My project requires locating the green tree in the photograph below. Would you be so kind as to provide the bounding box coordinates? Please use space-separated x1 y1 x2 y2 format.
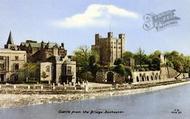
113 58 126 76
73 46 100 81
134 48 149 71
165 51 185 73
88 55 100 80
148 50 161 70
18 63 40 83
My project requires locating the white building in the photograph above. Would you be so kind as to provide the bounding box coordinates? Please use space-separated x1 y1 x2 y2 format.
0 49 27 82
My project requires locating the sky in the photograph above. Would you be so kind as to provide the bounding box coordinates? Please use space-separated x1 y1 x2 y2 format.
0 0 190 55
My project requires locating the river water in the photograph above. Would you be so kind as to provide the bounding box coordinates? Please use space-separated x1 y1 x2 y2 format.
0 83 190 119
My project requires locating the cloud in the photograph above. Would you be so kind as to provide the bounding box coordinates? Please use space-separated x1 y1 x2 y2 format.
54 4 139 28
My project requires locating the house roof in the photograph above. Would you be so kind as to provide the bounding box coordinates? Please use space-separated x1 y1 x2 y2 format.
21 41 60 48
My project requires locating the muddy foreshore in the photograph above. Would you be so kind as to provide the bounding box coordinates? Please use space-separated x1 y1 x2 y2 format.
0 81 190 108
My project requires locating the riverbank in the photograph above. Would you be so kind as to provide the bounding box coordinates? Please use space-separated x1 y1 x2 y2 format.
0 80 190 108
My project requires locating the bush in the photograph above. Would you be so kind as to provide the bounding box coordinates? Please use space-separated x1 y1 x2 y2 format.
114 73 125 84
80 72 94 82
96 71 106 83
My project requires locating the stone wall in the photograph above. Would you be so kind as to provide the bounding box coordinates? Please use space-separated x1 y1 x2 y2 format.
132 71 161 84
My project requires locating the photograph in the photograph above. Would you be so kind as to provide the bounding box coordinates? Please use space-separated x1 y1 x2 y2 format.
0 0 190 119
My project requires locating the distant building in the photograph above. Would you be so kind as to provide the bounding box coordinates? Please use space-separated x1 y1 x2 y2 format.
4 31 18 50
41 56 76 84
4 31 67 62
0 49 27 82
3 31 76 84
19 40 67 62
92 32 125 65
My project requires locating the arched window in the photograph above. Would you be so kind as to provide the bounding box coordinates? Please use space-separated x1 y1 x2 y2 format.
155 75 157 80
159 75 161 80
147 76 149 81
151 76 154 80
136 76 139 82
142 76 144 81
14 64 19 71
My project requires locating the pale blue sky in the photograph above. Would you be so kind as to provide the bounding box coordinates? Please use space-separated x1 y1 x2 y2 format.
0 0 190 55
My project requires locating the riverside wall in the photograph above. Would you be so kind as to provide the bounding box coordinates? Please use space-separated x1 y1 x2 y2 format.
0 79 189 108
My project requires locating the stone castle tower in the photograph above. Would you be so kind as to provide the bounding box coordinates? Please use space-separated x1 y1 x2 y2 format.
92 32 125 65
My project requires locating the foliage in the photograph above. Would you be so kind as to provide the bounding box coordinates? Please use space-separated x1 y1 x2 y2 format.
133 48 149 70
123 51 135 69
88 55 100 79
165 51 190 73
73 46 100 81
123 49 161 71
113 58 126 76
95 71 106 83
18 63 40 83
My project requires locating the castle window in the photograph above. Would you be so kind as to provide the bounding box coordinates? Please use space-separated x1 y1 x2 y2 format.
147 76 149 81
136 76 139 82
151 76 154 80
67 66 72 74
142 77 144 81
155 75 157 80
14 64 19 71
15 56 19 60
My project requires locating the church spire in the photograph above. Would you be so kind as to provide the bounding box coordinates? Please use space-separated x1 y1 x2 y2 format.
4 31 17 50
6 31 14 45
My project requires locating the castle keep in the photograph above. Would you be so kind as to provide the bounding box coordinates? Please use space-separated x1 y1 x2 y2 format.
92 32 125 65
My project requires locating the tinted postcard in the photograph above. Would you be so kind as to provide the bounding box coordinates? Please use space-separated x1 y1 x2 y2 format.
0 0 189 119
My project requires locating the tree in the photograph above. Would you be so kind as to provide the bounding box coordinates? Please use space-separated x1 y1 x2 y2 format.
165 51 184 73
18 63 40 83
149 50 161 70
134 48 149 70
73 46 100 81
113 58 126 76
123 51 134 59
88 55 100 80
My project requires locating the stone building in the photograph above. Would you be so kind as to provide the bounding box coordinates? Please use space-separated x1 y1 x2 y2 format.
4 32 67 63
19 40 67 62
4 31 18 50
40 56 76 84
55 56 76 84
132 71 161 84
0 49 27 82
92 32 125 65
